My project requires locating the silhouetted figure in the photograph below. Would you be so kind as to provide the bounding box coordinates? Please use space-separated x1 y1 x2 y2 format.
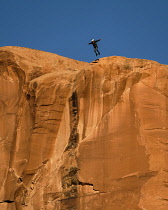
88 39 102 56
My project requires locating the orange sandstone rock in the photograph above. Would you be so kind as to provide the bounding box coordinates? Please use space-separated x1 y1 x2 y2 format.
0 46 168 210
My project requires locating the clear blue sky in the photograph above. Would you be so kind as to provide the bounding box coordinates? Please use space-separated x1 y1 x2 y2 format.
1 0 168 64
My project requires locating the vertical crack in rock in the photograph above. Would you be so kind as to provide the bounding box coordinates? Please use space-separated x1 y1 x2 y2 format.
65 92 79 152
60 90 99 209
61 91 80 209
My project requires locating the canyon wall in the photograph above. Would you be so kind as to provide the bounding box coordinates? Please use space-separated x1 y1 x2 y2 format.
0 46 168 210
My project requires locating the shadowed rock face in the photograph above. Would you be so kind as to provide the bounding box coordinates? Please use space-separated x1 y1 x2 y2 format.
0 46 168 210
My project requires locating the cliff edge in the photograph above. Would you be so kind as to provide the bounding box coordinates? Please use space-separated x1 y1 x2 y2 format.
0 46 168 210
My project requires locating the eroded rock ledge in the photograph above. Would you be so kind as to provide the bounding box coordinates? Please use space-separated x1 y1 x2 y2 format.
0 46 168 210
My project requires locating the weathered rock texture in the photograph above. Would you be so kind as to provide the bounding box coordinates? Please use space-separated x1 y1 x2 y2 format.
0 46 168 210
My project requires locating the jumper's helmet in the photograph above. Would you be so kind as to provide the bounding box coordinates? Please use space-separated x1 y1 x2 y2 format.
91 39 95 41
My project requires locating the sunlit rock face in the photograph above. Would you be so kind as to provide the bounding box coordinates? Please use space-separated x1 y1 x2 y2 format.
0 46 168 210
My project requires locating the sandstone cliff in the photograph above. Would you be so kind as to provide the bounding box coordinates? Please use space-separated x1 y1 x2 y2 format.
0 46 168 210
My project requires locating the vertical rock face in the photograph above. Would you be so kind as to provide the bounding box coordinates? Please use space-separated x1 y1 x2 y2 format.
0 46 168 210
